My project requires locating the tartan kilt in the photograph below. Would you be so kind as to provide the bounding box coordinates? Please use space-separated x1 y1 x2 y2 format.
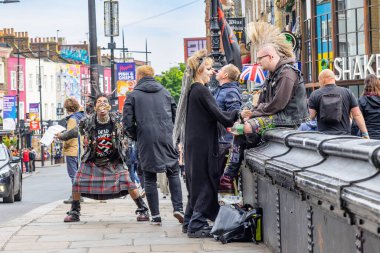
73 162 137 200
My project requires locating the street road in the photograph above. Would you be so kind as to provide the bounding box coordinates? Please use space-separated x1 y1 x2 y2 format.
0 164 71 224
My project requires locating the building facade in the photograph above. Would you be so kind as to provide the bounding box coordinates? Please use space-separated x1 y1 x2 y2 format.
301 0 380 97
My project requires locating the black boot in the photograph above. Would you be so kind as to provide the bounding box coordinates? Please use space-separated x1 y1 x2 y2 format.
133 197 149 221
64 200 81 222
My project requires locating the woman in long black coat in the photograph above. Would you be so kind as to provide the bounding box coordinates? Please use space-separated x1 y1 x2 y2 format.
173 50 239 238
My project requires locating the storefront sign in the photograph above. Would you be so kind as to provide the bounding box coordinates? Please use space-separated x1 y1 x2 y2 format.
184 37 207 62
227 18 246 44
334 54 380 81
116 63 136 112
30 120 40 131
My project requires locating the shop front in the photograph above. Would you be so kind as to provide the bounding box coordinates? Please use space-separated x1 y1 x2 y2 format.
301 0 380 97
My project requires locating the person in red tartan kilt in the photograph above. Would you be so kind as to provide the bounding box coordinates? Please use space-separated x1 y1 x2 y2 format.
64 94 149 222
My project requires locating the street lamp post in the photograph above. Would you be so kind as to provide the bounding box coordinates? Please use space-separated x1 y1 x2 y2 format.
88 0 99 97
210 0 224 69
209 0 225 90
37 45 44 167
16 39 21 152
13 39 24 154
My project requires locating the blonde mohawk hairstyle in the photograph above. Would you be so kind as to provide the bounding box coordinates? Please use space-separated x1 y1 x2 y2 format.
248 22 294 59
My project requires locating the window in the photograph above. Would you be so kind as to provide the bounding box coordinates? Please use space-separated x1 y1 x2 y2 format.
99 75 104 93
56 75 61 91
303 0 313 83
50 75 54 91
19 102 25 120
369 0 380 53
44 103 48 119
19 71 24 91
43 75 47 89
10 71 16 90
335 0 365 57
315 1 333 75
51 103 54 120
104 77 109 94
0 62 4 84
28 74 34 91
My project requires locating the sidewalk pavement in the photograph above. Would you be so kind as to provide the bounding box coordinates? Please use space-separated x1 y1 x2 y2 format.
0 196 271 253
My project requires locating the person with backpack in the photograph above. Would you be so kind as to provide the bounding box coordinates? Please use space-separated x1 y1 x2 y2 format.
28 147 36 172
55 97 85 203
308 69 369 137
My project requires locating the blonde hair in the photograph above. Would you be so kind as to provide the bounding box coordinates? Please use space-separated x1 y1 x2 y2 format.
173 49 212 146
187 49 213 79
248 22 294 59
136 65 155 78
223 64 241 81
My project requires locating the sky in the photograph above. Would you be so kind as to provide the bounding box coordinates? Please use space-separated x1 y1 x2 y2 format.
0 0 206 73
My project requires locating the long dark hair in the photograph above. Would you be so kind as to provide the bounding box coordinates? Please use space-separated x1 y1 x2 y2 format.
363 74 380 96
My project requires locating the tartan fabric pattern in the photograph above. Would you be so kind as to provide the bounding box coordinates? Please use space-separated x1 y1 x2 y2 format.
73 162 137 200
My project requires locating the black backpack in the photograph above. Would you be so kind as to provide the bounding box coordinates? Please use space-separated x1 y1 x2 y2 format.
29 151 35 160
319 91 343 124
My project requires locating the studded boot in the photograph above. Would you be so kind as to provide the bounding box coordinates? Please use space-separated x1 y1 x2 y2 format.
134 197 149 221
64 200 81 222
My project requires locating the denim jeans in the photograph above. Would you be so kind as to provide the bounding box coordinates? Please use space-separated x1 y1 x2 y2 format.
24 161 29 173
66 156 79 184
128 163 140 184
144 163 183 216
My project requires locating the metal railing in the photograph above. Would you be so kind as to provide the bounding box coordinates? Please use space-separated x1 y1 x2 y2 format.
242 128 380 253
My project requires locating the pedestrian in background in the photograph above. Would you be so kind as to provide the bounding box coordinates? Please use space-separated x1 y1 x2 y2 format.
28 147 37 172
22 148 30 173
123 65 184 226
173 49 239 238
357 74 380 139
55 97 84 204
308 69 369 138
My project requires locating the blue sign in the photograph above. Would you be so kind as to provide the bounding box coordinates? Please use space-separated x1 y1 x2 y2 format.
3 95 16 130
3 96 16 119
117 63 136 81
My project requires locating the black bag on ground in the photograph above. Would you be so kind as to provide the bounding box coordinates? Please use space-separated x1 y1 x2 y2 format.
211 204 262 244
319 93 343 123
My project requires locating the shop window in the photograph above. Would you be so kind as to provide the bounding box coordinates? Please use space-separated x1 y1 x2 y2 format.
369 0 380 53
315 1 333 75
335 0 365 58
303 0 312 83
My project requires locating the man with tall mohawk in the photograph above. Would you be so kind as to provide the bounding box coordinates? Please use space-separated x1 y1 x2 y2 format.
220 22 309 189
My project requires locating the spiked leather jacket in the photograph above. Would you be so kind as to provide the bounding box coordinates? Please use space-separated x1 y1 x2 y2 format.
79 111 129 165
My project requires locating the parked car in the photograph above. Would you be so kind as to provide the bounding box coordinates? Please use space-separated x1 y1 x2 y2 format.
0 143 22 203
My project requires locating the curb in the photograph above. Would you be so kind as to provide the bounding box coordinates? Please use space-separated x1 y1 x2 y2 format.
0 200 62 250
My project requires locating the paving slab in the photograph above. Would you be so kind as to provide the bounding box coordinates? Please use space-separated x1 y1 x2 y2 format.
0 196 272 253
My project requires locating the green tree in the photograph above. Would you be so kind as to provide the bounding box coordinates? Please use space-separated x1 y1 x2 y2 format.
155 63 185 103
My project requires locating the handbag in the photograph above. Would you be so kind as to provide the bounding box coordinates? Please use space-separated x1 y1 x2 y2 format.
211 204 262 244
